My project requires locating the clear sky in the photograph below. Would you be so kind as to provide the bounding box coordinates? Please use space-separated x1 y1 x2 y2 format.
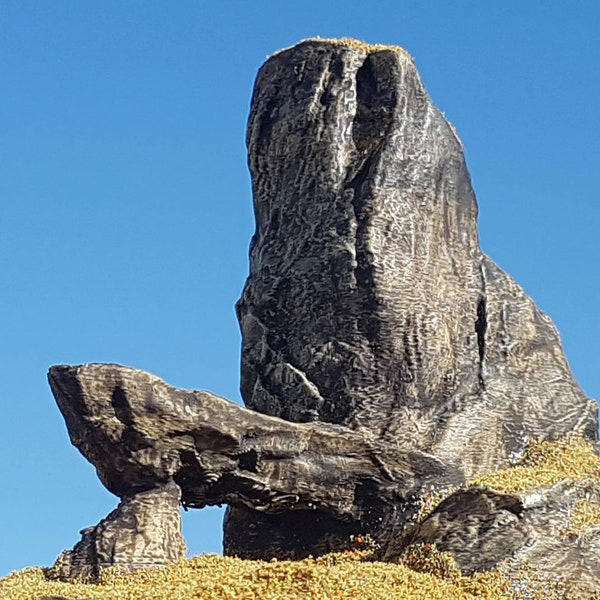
2 0 599 578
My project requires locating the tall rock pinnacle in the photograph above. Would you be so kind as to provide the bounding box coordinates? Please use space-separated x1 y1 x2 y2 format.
228 37 597 555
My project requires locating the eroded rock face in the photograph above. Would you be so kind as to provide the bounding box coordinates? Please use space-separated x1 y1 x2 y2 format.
228 38 598 555
381 480 600 596
45 482 185 581
47 362 458 568
46 38 599 588
48 363 457 515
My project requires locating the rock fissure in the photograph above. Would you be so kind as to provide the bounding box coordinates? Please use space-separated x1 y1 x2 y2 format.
475 297 487 388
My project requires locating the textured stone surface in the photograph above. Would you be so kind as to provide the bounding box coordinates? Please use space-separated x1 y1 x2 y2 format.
228 37 598 556
46 38 599 587
45 482 185 581
48 363 455 532
381 480 600 595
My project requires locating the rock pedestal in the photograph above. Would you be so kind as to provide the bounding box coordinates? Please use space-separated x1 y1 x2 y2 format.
46 483 185 581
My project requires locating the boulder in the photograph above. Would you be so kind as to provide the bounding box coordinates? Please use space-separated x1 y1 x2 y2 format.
382 478 600 597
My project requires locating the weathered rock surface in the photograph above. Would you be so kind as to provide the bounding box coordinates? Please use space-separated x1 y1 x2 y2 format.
46 367 600 592
228 37 598 556
45 482 184 581
45 38 600 593
381 479 600 596
48 362 458 568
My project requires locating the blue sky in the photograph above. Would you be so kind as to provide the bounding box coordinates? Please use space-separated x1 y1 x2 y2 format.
2 1 599 577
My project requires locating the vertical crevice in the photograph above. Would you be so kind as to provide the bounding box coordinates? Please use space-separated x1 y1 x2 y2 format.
344 51 397 345
475 297 487 388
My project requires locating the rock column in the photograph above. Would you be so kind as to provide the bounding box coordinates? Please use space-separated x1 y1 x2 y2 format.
228 38 597 557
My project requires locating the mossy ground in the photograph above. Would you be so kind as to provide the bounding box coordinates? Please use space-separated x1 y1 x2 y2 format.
0 551 510 600
2 437 599 600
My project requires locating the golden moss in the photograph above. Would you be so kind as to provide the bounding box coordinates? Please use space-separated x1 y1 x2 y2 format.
416 436 600 524
305 37 410 56
397 543 462 581
570 499 600 535
270 37 411 60
0 551 513 600
473 436 600 494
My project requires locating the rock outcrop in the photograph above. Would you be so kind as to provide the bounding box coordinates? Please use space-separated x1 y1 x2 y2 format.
228 36 598 557
46 38 599 594
47 361 458 573
380 463 600 598
47 364 600 593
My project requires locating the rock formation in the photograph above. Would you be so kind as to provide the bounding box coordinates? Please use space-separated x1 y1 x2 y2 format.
47 361 458 578
46 482 184 581
46 38 599 594
387 479 600 596
228 36 598 556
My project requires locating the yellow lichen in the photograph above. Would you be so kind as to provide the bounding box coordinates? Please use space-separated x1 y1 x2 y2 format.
473 436 600 494
304 36 410 57
397 543 462 581
0 552 511 600
570 499 600 535
271 37 411 60
416 436 600 524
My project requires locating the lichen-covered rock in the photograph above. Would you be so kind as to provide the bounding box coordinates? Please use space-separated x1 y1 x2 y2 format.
228 37 598 556
377 436 600 595
383 480 600 597
391 486 528 572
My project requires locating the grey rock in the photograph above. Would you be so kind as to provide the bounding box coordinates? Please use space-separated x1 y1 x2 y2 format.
45 482 185 581
228 37 598 556
380 486 527 572
45 38 600 588
384 480 600 596
48 362 459 566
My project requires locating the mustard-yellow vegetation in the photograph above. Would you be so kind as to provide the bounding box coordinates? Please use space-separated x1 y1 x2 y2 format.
418 435 600 522
271 37 411 59
472 435 600 493
305 37 410 56
0 551 511 600
2 437 599 600
570 499 600 536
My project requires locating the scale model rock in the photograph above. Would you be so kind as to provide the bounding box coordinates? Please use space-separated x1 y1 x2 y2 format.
45 39 599 593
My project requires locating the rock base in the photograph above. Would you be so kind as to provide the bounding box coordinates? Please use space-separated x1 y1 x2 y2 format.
45 482 185 581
